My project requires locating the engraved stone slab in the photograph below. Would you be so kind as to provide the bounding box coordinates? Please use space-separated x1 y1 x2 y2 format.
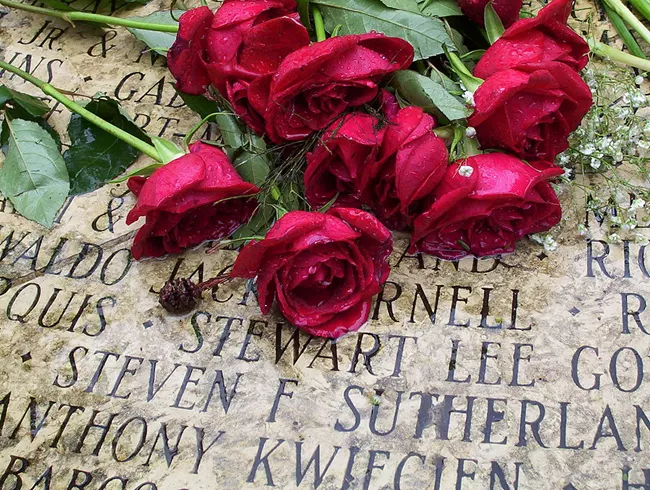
1 3 650 489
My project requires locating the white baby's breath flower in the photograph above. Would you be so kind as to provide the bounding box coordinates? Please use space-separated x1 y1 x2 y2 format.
631 198 646 210
577 223 588 236
590 157 601 169
562 167 573 179
559 153 570 165
543 235 558 252
635 75 645 86
581 143 596 155
458 165 474 177
608 233 621 243
621 218 638 232
631 92 647 108
609 215 623 225
465 126 476 138
529 234 544 245
635 233 649 245
462 91 475 106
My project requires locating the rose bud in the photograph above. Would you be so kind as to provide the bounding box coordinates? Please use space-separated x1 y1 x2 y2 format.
457 0 523 27
411 153 563 260
248 33 414 143
304 113 385 209
361 106 449 231
469 62 592 162
126 142 259 260
473 0 589 79
230 208 392 338
167 1 309 132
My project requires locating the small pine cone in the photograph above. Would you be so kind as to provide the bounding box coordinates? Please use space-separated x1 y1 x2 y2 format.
159 278 202 314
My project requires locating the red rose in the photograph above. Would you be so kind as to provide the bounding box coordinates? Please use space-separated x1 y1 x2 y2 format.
361 106 448 230
126 142 258 260
304 113 385 209
231 208 392 338
469 62 592 161
411 154 563 259
474 0 589 79
167 2 309 131
248 33 414 143
167 7 213 95
457 0 523 27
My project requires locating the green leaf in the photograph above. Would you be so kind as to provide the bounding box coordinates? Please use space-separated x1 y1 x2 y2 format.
280 181 303 211
151 136 184 163
429 66 463 94
176 91 245 149
0 87 61 154
380 0 421 13
460 49 487 62
231 203 275 240
297 0 312 31
234 132 270 186
176 91 220 118
234 150 270 187
484 2 505 44
215 114 244 150
0 85 50 117
312 0 455 60
39 0 75 11
126 10 183 55
417 0 462 16
0 119 69 228
393 70 470 121
63 96 151 195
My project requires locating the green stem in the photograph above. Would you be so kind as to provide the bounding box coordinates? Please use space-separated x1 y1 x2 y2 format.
312 6 326 42
445 50 483 93
0 60 162 162
628 0 650 23
602 0 650 46
589 39 650 71
602 2 647 59
0 0 179 32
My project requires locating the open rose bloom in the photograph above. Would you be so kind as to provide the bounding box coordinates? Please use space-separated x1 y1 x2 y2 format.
411 154 564 259
122 0 594 337
231 208 392 338
126 143 258 260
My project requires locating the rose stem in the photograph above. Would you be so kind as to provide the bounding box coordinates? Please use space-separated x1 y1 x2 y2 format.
602 3 647 59
602 0 650 47
312 6 327 42
589 39 650 71
0 0 179 32
627 0 650 24
196 274 231 291
0 60 163 162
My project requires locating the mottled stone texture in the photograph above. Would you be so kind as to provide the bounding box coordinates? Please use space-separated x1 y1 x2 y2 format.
1 2 650 489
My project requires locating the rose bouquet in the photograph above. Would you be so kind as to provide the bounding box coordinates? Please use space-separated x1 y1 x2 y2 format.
0 0 616 338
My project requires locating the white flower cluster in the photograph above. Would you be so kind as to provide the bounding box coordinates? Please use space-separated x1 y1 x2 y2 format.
529 233 559 252
581 194 649 242
557 69 650 181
